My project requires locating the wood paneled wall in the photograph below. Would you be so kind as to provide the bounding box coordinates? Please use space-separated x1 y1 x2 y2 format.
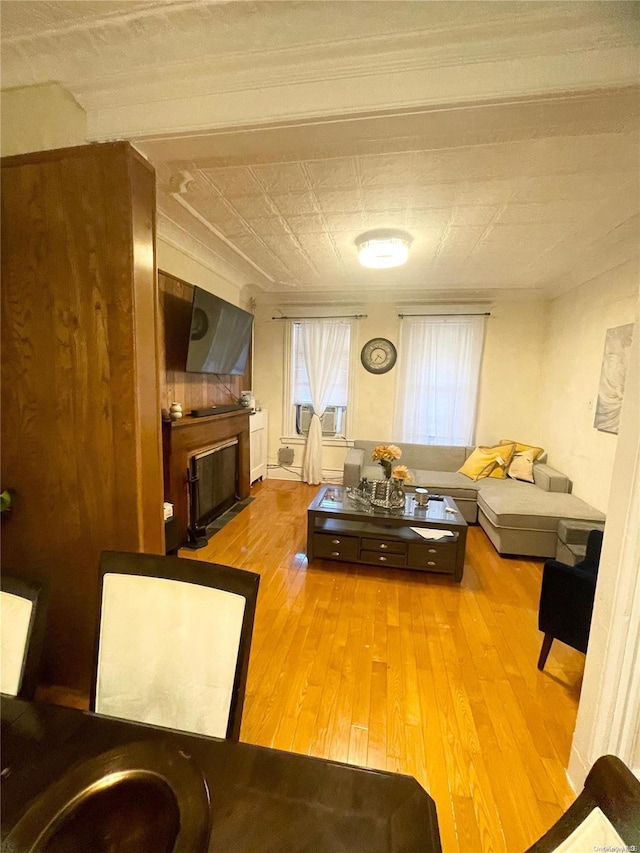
158 271 250 416
1 142 164 692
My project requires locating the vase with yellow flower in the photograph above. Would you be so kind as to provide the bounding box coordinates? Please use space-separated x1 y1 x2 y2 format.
370 445 409 509
372 444 402 480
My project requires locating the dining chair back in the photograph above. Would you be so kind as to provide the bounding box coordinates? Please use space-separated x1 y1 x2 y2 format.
525 754 640 851
91 551 259 741
0 574 49 699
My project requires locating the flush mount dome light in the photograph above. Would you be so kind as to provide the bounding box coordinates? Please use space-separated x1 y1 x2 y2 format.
355 229 412 269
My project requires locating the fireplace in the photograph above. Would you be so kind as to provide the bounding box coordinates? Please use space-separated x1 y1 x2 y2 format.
188 439 239 535
162 409 250 551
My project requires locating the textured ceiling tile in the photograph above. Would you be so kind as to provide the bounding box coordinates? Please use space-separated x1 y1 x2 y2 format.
497 201 584 224
361 212 410 230
180 192 236 223
408 185 458 207
242 217 290 238
251 163 307 193
360 186 410 210
316 190 363 214
304 158 358 189
358 152 417 186
270 192 319 216
229 195 278 219
512 174 624 203
199 167 262 197
322 212 367 232
454 180 515 205
404 209 449 228
450 206 498 226
285 214 328 234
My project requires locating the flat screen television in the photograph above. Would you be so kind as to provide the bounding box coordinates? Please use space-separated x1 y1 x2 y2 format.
186 287 253 376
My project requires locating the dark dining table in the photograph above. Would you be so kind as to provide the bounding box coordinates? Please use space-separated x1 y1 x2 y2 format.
1 697 442 852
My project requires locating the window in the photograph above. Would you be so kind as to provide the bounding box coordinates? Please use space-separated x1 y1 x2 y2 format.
393 315 486 445
285 319 352 439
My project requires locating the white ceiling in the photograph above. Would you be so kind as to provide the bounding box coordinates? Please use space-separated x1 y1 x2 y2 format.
2 1 639 305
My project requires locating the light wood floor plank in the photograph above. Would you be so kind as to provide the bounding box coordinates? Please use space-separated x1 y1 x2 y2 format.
41 480 582 852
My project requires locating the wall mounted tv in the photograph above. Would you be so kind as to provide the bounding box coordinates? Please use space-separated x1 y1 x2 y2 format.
186 287 253 376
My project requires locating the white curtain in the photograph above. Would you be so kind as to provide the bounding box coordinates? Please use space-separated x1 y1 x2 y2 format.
295 320 350 484
393 316 486 446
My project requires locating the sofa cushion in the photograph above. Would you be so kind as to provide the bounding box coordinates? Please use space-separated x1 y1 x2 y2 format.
354 441 468 472
558 518 606 545
533 463 571 493
477 480 605 531
410 469 480 499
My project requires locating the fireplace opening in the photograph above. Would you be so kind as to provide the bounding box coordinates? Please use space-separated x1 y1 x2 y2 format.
188 439 239 536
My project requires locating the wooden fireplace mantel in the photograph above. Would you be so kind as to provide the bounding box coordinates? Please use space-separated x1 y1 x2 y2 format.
162 410 251 548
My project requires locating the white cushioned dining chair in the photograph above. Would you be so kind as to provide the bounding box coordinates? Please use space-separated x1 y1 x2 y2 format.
0 574 49 699
90 551 260 741
525 754 640 851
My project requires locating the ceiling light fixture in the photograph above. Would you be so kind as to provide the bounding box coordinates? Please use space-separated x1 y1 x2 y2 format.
355 229 413 269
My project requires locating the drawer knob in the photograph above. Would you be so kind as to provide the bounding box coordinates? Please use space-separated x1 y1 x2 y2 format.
379 556 387 562
427 561 436 566
379 543 388 550
428 548 437 554
331 551 340 557
331 539 341 544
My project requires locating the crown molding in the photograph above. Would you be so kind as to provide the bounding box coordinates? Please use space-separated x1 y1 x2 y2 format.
87 41 639 140
156 211 254 292
251 286 550 307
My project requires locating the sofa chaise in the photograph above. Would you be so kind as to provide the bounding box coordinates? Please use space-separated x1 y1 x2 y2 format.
343 441 605 559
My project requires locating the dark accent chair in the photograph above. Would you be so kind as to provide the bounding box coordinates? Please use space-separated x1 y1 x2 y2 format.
0 574 49 699
90 551 260 741
525 754 640 851
537 529 603 670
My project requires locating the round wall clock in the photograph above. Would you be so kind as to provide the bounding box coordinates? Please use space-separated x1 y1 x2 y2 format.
360 338 397 374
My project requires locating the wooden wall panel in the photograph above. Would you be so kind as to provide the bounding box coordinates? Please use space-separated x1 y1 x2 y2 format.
1 142 163 692
158 271 250 417
130 153 164 552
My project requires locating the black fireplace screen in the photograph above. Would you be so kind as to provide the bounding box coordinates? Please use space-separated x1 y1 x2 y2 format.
189 439 239 534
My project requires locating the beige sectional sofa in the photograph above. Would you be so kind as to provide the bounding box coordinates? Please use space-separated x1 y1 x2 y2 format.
343 440 605 559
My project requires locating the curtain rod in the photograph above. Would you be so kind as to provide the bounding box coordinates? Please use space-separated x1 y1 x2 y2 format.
398 312 491 318
272 314 367 320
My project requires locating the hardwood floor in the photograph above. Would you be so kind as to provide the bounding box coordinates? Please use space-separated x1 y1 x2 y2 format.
184 479 582 853
38 478 582 851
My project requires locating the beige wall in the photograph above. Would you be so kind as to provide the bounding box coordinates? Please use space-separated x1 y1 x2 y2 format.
1 84 87 156
537 261 638 512
475 301 548 446
253 299 548 478
255 278 637 502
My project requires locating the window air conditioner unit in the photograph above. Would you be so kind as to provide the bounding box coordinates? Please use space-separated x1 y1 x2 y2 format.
298 405 338 435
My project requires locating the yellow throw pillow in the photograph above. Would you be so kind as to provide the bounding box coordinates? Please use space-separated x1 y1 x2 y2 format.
487 441 516 478
458 443 515 481
500 439 544 461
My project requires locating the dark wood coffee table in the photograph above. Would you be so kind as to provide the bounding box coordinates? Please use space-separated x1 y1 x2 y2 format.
307 485 467 581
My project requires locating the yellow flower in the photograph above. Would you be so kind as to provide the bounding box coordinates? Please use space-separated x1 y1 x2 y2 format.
372 444 402 462
392 464 411 482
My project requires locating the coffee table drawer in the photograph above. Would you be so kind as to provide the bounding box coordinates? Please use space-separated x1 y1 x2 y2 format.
360 550 406 568
407 541 457 573
361 537 406 555
314 533 359 561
